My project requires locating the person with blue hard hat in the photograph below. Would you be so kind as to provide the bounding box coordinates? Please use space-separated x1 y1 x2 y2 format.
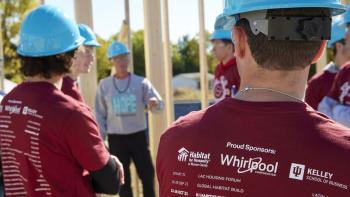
306 18 350 110
95 41 163 197
211 14 240 104
61 23 100 102
157 0 350 196
0 5 124 197
319 6 350 127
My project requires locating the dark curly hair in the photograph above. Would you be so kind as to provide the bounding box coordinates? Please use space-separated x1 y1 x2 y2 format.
19 49 77 79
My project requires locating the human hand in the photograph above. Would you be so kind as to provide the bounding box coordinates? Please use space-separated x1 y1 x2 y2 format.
110 155 125 185
148 97 159 110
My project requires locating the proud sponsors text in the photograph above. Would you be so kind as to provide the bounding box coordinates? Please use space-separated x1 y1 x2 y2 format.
226 142 277 155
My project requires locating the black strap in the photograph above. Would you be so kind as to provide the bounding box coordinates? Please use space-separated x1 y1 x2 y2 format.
268 16 331 41
90 157 120 194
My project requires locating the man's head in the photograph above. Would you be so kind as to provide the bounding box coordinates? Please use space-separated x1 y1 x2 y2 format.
328 19 350 64
211 39 234 62
71 24 100 75
211 14 235 63
17 5 84 79
108 41 130 74
222 0 345 72
72 45 95 74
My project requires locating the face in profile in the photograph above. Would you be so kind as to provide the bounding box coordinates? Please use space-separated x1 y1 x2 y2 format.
211 39 234 62
73 46 95 74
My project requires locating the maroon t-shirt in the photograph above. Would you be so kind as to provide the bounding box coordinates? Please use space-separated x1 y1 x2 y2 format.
328 63 350 105
305 65 338 109
157 98 350 197
213 58 240 103
61 76 84 102
0 82 109 197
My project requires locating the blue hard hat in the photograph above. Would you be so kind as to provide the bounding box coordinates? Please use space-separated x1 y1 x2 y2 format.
211 14 232 41
340 6 350 27
108 41 130 59
17 5 84 57
211 30 232 41
328 18 347 47
223 0 345 17
78 23 100 47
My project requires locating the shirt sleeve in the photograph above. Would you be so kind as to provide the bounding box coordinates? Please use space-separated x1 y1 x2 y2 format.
63 107 110 171
142 78 164 112
318 96 339 119
332 104 350 128
94 83 108 140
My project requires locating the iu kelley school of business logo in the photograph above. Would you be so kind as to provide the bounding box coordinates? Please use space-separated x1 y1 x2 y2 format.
289 163 306 181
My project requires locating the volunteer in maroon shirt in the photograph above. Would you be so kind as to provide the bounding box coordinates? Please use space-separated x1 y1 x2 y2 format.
157 1 350 197
211 14 240 104
61 24 100 102
319 7 350 128
0 5 124 197
305 19 349 109
319 63 350 127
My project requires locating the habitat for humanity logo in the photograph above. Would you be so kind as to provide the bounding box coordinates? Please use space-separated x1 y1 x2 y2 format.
177 147 211 168
289 163 305 180
178 147 189 162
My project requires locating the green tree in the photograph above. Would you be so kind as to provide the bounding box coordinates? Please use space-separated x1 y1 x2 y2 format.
96 30 216 81
1 0 38 83
173 34 215 76
96 30 146 81
131 30 146 76
95 35 111 81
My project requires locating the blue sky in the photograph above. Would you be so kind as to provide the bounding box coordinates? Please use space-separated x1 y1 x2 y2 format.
44 0 223 42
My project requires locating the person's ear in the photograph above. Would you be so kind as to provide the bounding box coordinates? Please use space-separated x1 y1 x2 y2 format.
311 40 327 64
233 25 247 58
334 42 344 53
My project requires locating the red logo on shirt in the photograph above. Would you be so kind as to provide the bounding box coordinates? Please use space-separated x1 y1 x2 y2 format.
214 83 224 98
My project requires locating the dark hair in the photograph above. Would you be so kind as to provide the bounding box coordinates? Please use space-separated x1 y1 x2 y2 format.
222 39 234 46
19 49 77 79
235 8 330 70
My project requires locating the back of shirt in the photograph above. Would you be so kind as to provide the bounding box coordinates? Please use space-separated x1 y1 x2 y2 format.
213 58 240 104
0 82 109 197
305 63 338 109
157 98 350 197
328 63 350 105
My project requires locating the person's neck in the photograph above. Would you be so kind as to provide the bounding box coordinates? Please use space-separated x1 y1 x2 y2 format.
222 54 235 65
115 71 129 79
26 75 63 89
334 55 348 69
236 66 308 103
67 73 79 81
